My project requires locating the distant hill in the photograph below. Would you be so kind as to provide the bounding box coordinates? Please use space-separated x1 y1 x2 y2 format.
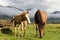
0 13 60 24
0 14 12 20
47 17 60 24
47 11 60 24
51 11 60 14
0 5 60 23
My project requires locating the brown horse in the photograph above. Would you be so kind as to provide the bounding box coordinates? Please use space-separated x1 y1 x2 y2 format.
10 11 31 38
34 9 47 38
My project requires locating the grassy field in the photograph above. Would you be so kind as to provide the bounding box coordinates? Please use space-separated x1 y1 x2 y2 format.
0 23 60 40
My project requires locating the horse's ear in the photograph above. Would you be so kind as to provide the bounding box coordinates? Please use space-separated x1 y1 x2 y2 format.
27 11 29 13
37 9 40 12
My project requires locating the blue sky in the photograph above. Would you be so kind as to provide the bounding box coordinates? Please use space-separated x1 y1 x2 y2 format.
0 0 60 17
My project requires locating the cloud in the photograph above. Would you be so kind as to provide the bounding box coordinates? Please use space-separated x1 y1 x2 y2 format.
0 0 14 6
45 0 60 12
0 0 60 18
0 7 21 16
0 0 60 10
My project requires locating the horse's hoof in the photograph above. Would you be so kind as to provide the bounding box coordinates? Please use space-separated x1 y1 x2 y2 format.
40 36 43 38
40 37 43 38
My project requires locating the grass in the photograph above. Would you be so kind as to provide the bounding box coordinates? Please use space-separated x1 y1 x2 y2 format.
0 24 60 40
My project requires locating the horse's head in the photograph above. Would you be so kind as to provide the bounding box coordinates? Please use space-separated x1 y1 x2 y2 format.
23 11 31 24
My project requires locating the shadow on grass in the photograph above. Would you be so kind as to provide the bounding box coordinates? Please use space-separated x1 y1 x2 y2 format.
1 28 14 35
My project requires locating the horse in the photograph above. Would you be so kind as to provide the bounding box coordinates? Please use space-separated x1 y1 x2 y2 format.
34 9 47 38
10 11 31 38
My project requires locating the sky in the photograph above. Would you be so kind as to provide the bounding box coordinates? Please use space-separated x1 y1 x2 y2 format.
0 0 60 17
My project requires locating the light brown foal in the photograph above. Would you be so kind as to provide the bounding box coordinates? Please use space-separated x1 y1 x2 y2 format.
10 11 31 38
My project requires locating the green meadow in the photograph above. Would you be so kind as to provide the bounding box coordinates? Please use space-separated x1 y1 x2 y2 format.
0 23 60 40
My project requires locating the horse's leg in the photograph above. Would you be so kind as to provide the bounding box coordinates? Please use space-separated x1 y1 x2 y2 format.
23 21 27 37
43 23 45 36
18 24 21 38
13 21 16 38
36 24 39 37
40 28 44 38
39 25 45 38
21 22 24 36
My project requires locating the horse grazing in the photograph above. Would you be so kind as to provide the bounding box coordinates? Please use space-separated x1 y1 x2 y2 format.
10 11 31 38
34 9 47 38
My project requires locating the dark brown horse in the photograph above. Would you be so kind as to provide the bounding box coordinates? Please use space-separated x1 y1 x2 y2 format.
10 11 31 38
34 9 47 38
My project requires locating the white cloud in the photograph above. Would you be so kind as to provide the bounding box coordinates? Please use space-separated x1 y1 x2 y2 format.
0 0 60 10
0 0 60 17
0 0 14 6
45 0 60 12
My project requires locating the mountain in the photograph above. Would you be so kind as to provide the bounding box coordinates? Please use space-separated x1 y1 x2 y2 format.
51 11 60 14
0 14 12 20
6 6 24 11
6 6 33 11
47 11 60 23
0 5 60 23
0 5 33 11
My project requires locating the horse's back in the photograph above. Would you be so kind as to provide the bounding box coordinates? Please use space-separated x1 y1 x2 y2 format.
35 10 47 24
40 10 47 23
